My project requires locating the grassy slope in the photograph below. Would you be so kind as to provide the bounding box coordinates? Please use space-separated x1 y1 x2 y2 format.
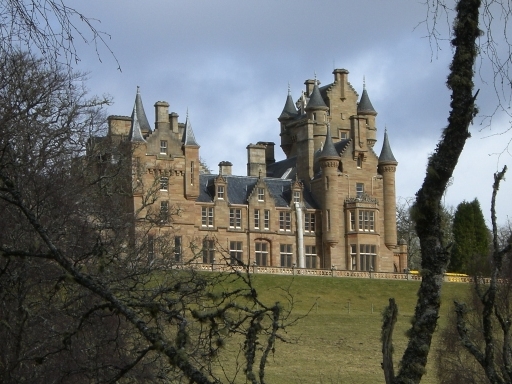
239 274 469 384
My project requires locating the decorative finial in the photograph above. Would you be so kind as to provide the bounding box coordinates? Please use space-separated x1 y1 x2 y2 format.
258 169 262 179
186 107 189 119
363 76 366 90
288 82 291 95
314 71 317 85
137 85 140 94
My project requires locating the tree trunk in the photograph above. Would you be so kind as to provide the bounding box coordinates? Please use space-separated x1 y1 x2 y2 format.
382 0 481 382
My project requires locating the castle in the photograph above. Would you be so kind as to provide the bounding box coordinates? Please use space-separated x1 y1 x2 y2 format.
104 69 407 272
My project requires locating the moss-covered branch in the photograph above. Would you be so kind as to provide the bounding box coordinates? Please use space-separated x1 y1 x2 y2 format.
382 0 482 382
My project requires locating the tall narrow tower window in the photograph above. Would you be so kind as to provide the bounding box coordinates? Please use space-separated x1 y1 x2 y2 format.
190 161 194 185
160 177 168 191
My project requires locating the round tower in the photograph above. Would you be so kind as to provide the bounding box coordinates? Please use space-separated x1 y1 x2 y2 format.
305 81 329 152
357 82 378 148
278 89 298 158
378 130 398 248
318 124 340 247
182 113 200 200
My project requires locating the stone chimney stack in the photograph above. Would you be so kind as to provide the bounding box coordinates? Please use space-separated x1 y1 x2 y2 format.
247 143 267 177
170 112 179 134
257 141 275 165
332 69 349 100
154 101 170 131
305 79 318 96
218 161 233 176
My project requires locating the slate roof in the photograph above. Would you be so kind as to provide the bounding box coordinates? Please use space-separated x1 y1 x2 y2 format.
266 156 297 179
305 83 328 110
129 87 151 143
378 130 397 163
357 88 376 115
197 174 318 209
267 139 351 180
320 125 338 158
279 94 298 120
182 115 199 146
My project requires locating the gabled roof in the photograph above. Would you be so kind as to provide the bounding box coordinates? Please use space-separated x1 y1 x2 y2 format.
128 87 151 143
305 83 328 110
182 113 199 146
379 130 397 163
197 175 318 209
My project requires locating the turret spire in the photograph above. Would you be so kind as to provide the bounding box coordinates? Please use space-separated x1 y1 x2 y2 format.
128 86 151 142
305 82 328 110
182 110 199 146
320 123 338 158
379 129 397 163
357 82 377 115
279 87 298 120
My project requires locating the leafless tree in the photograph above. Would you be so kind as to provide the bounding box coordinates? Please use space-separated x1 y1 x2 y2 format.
0 51 294 384
448 167 512 384
422 0 512 153
0 0 118 68
396 197 454 271
396 197 422 270
432 169 511 384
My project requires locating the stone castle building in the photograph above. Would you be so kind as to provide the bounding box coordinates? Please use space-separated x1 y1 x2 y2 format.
104 69 407 272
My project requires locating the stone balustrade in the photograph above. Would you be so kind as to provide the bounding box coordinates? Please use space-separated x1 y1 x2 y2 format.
189 263 488 283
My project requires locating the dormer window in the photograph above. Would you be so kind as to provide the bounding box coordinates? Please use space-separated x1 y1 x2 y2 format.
293 191 300 203
257 188 264 201
160 140 168 155
217 186 225 199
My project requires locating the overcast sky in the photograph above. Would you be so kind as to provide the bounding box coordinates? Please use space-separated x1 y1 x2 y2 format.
70 0 512 225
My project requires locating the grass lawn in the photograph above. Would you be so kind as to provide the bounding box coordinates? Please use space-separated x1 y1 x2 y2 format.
231 274 470 384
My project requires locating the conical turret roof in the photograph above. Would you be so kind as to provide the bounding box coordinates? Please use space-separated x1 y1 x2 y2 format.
320 124 339 158
379 130 397 163
357 86 377 115
182 111 199 146
305 83 328 111
129 86 151 143
279 93 298 120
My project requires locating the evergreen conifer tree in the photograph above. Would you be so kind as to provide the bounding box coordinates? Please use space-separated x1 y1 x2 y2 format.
450 198 490 274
